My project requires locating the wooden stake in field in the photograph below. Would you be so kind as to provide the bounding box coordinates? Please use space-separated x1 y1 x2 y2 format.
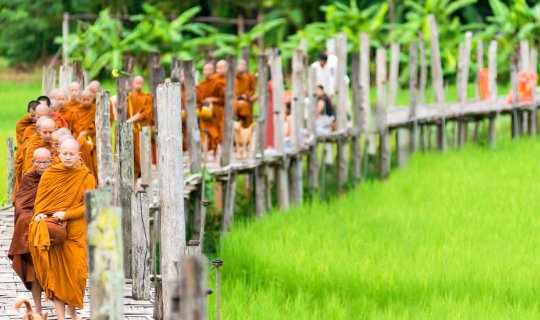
156 82 185 320
95 90 114 187
170 255 208 320
254 55 269 217
376 48 390 178
6 137 15 203
131 191 151 300
488 40 498 147
85 188 124 319
408 41 418 153
360 32 375 156
335 33 349 193
307 66 320 195
350 52 363 183
428 15 447 151
290 49 304 204
457 32 472 147
41 66 56 96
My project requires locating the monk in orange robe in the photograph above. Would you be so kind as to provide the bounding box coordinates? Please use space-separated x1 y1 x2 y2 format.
9 147 52 315
16 101 41 145
50 88 78 132
29 138 96 320
71 89 97 176
235 59 257 128
65 82 82 110
126 76 154 178
22 118 56 175
37 96 69 130
197 63 225 156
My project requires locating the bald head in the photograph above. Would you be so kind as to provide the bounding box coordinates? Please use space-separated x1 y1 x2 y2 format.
52 128 72 151
87 80 101 94
216 60 227 76
35 104 50 120
36 116 51 129
50 88 68 108
203 63 215 79
58 138 81 168
37 118 56 142
236 59 247 73
50 99 60 113
81 89 94 107
33 147 52 175
68 82 81 100
133 76 144 92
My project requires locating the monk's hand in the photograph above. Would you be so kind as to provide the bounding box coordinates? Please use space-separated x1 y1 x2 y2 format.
34 213 47 221
52 211 66 220
77 131 87 140
203 97 214 103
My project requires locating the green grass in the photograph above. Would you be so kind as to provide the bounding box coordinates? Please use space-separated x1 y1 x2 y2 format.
211 136 540 319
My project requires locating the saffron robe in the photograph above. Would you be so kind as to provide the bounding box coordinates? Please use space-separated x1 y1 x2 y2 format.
16 115 33 145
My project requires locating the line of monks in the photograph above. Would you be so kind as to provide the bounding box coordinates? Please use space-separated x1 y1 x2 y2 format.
8 59 256 319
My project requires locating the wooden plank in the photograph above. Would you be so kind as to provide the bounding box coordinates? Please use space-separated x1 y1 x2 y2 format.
58 64 73 93
269 51 289 209
520 40 530 71
511 52 520 138
254 55 268 217
307 66 319 195
457 32 472 147
156 82 185 320
418 32 427 105
290 50 304 204
476 40 484 99
73 60 85 88
530 46 538 74
350 53 362 183
182 61 202 173
488 41 498 101
131 191 151 300
62 12 69 66
489 113 496 148
118 121 135 278
408 41 418 153
376 48 390 178
85 188 124 319
42 66 56 96
360 32 375 156
336 33 348 192
388 42 400 108
220 55 236 167
170 255 207 319
148 52 164 132
6 138 15 203
428 15 446 151
140 126 152 189
96 90 114 187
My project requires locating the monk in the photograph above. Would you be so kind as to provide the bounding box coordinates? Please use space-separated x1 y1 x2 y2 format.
87 80 100 95
22 118 56 175
29 138 96 320
235 59 257 127
38 95 69 129
65 82 82 109
50 88 78 133
127 76 154 177
51 128 72 164
22 104 52 143
16 100 40 145
70 89 97 169
197 63 225 157
8 147 52 315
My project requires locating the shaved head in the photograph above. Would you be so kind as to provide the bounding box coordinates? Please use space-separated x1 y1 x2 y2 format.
81 89 94 107
58 138 81 168
203 63 215 79
38 118 56 142
33 147 52 175
52 128 73 151
236 59 247 73
87 80 101 93
36 116 51 129
50 89 68 108
216 60 227 76
133 76 144 92
35 103 50 120
50 99 60 112
68 82 81 100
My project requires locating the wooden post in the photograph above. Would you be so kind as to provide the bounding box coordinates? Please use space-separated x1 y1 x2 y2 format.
72 59 85 88
123 55 136 74
457 32 472 147
157 82 185 320
170 255 207 319
409 41 418 153
388 42 400 108
360 32 374 156
131 191 151 300
118 122 134 278
85 188 124 319
58 64 73 93
62 12 69 67
148 52 164 131
418 32 427 106
520 40 530 71
376 48 390 178
290 50 304 204
307 66 319 195
270 51 289 209
6 137 15 202
476 39 484 99
41 66 56 96
257 9 265 51
254 55 268 217
171 57 181 81
336 33 348 192
350 53 363 183
140 126 152 189
96 90 114 187
530 46 538 74
488 41 498 146
221 55 238 231
511 51 520 139
428 15 446 151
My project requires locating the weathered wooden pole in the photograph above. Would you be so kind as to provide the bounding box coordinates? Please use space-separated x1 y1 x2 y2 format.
72 60 85 88
118 122 134 278
171 57 181 81
350 53 363 183
290 49 304 204
473 39 484 142
307 66 319 196
157 82 185 320
511 51 520 139
62 12 69 67
221 55 238 231
360 33 375 157
376 48 390 178
6 137 15 203
182 60 203 236
488 40 498 147
96 90 114 187
58 64 73 93
148 52 165 132
408 41 418 153
131 190 151 300
428 15 447 151
140 126 152 189
41 66 56 96
457 32 472 147
254 55 268 217
270 51 289 209
335 33 349 193
170 255 208 319
85 188 124 319
389 42 407 166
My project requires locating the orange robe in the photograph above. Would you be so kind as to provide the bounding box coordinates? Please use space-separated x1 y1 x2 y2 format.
51 112 69 129
65 99 80 111
22 136 54 175
28 163 96 308
59 107 79 134
181 84 188 151
71 104 97 176
9 170 41 290
128 91 154 177
16 115 33 146
235 73 256 127
196 76 225 151
77 136 96 177
22 124 36 143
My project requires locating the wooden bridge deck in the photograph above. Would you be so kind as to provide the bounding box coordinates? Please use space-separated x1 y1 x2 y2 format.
0 206 155 319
